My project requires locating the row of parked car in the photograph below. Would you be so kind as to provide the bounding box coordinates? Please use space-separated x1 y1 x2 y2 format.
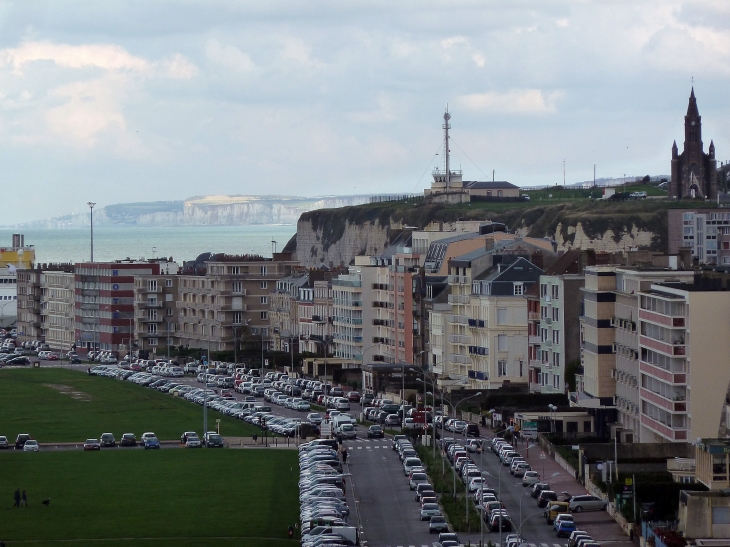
297 438 358 547
390 435 462 546
89 365 309 439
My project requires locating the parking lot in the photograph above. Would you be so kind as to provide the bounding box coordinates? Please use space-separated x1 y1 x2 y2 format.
21 359 630 547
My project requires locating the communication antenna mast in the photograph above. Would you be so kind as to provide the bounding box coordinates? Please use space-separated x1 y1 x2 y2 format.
443 107 451 192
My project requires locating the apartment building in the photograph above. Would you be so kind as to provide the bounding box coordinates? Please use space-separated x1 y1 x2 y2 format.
134 268 179 355
332 267 363 361
177 253 297 354
638 283 730 443
40 268 75 352
16 268 38 341
465 256 542 389
75 262 160 352
270 272 308 353
298 278 334 354
0 234 35 269
667 209 730 265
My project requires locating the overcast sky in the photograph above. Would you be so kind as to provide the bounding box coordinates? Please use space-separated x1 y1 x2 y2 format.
0 0 729 224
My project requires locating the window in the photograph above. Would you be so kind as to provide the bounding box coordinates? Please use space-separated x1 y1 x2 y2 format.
261 266 268 275
260 311 268 320
147 324 157 334
166 308 174 316
230 266 240 275
165 279 173 287
233 312 243 324
148 338 158 346
540 284 547 297
260 296 268 304
552 330 560 344
147 280 157 291
498 360 507 376
497 334 507 352
148 309 157 321
552 307 559 321
551 285 559 299
552 353 560 368
513 284 523 296
497 308 507 325
260 281 268 289
232 281 243 293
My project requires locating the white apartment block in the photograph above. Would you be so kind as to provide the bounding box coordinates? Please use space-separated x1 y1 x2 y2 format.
40 270 75 352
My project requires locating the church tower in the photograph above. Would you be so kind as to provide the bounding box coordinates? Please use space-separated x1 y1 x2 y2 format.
670 88 717 199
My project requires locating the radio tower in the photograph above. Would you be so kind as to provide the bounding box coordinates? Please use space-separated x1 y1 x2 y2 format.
443 107 451 192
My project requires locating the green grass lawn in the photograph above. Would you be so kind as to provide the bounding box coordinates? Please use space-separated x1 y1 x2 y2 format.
0 449 299 545
0 368 261 442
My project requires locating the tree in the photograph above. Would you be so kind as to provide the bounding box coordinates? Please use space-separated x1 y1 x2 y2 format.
565 359 581 392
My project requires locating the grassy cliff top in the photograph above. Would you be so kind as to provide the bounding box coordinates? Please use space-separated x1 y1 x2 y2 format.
299 191 710 253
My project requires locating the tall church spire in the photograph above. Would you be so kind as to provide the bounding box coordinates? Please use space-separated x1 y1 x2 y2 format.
687 87 700 118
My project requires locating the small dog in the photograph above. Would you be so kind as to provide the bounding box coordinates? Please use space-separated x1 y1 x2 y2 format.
41 499 50 506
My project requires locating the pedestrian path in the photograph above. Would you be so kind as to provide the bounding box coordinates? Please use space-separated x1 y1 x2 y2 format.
345 438 390 449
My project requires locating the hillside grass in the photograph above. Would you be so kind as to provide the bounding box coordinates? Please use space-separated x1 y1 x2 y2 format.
0 368 260 442
0 449 299 545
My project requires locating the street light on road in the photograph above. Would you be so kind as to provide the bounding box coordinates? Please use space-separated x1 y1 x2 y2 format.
87 202 96 262
452 392 482 503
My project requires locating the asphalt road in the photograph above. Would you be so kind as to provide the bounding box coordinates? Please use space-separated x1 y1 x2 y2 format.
27 362 628 547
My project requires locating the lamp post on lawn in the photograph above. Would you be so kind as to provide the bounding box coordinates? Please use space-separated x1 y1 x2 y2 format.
87 202 96 262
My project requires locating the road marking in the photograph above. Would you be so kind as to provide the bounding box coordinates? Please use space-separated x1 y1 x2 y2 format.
357 446 363 449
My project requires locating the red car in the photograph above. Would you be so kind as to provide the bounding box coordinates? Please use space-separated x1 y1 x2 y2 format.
46 353 59 361
347 391 361 402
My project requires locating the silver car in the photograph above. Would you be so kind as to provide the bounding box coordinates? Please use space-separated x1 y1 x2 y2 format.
420 502 442 521
569 495 607 513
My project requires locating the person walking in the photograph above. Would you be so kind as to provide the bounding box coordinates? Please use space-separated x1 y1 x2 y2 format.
13 488 20 508
20 490 27 507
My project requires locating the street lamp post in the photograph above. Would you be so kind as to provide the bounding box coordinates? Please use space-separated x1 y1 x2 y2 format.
548 404 557 434
452 392 482 502
87 202 96 262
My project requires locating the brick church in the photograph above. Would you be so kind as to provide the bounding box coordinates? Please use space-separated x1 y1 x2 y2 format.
670 88 718 200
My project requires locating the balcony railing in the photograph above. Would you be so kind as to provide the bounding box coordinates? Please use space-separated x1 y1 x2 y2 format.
528 312 540 321
448 294 470 305
640 387 687 414
640 414 687 441
639 309 685 328
449 354 470 365
448 275 468 284
640 336 686 356
639 361 687 385
449 334 470 345
449 314 468 325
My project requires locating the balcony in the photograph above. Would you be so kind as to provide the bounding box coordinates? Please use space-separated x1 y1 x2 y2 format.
468 345 489 356
640 387 687 413
542 317 552 325
528 335 541 345
449 354 471 365
449 314 468 325
449 334 470 345
639 361 687 385
448 294 470 305
139 300 163 308
640 336 685 356
528 312 540 321
640 414 687 441
528 359 542 369
448 275 467 284
639 309 685 328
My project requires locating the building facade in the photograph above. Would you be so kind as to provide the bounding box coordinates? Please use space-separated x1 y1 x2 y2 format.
40 268 75 352
16 268 38 340
134 270 179 356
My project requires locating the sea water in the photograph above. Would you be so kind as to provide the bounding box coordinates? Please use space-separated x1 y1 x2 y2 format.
0 225 297 265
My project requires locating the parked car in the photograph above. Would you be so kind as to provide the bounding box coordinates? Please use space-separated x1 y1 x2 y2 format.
84 438 101 451
185 436 202 448
523 471 540 486
420 503 442 521
0 436 8 449
23 440 39 452
347 391 361 402
204 432 224 447
120 433 137 447
537 490 558 508
569 495 607 513
100 433 116 447
144 436 161 449
429 515 449 533
15 434 31 450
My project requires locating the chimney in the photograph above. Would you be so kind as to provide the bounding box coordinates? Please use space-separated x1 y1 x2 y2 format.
485 236 495 251
530 251 543 269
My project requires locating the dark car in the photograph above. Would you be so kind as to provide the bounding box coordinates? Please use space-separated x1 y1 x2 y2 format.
367 425 384 438
69 356 82 364
144 437 161 450
362 393 375 406
438 533 460 544
84 438 101 451
429 515 449 533
531 482 550 498
100 433 116 447
120 433 137 447
465 423 480 437
204 433 224 447
538 490 559 508
15 433 31 450
6 356 31 366
489 511 512 531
